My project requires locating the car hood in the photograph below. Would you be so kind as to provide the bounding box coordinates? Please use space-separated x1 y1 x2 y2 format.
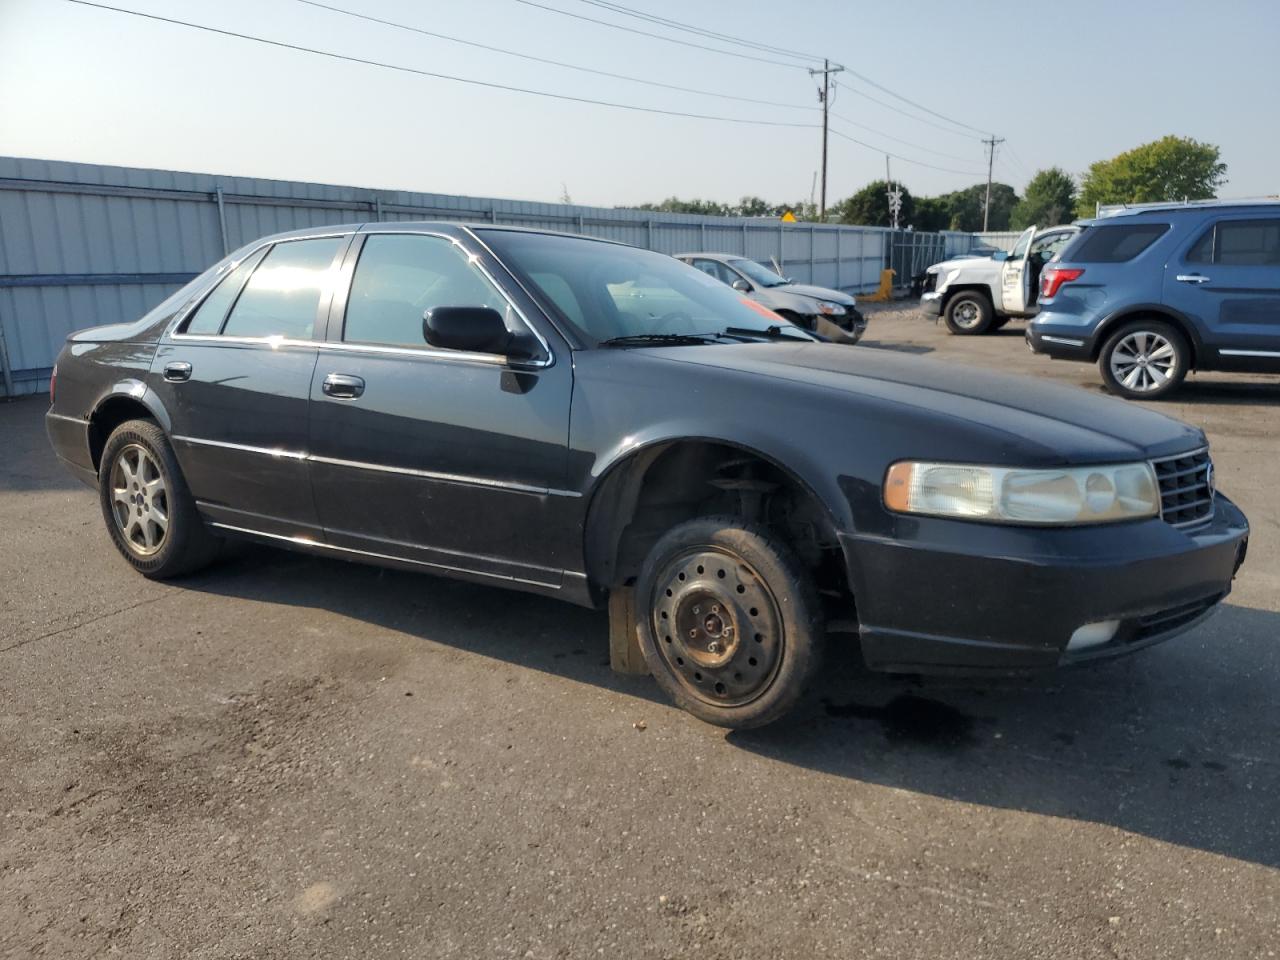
643 342 1204 462
769 283 855 305
927 255 1000 276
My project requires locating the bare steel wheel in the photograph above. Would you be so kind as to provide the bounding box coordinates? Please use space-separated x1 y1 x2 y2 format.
109 443 169 556
98 418 221 578
1098 319 1189 400
636 516 823 728
652 549 784 707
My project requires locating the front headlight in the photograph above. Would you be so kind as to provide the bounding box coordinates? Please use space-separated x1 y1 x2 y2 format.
883 461 1160 524
817 301 846 316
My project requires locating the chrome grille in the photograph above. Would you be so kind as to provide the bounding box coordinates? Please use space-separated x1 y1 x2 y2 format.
1152 448 1214 528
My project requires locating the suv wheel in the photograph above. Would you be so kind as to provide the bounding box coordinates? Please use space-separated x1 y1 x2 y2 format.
944 291 994 335
635 516 823 729
1098 320 1189 400
99 419 221 578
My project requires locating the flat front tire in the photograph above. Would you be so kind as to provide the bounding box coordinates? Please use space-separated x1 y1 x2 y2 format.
635 516 824 729
1098 320 1189 400
944 291 994 335
98 419 221 578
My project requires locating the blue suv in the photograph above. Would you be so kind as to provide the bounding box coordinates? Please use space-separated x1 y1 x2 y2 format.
1027 201 1280 399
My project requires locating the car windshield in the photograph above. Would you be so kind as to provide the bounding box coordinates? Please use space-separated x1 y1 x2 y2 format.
728 258 790 287
478 231 811 345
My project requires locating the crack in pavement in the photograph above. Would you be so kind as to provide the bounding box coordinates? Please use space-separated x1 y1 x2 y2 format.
0 594 171 655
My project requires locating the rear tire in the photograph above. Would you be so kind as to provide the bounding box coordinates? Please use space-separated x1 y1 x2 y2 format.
98 419 221 579
635 516 824 729
1098 319 1189 400
944 291 994 335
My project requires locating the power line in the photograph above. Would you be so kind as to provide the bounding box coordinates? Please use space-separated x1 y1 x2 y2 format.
63 1 822 129
829 127 987 177
833 79 984 142
294 0 817 111
842 66 994 138
510 0 807 69
575 0 824 64
829 109 981 163
532 1 996 141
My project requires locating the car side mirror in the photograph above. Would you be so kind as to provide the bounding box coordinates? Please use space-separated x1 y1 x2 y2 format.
991 250 1009 262
423 306 536 358
731 278 751 292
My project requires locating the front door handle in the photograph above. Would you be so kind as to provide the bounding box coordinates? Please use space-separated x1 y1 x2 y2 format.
322 373 365 399
1176 274 1211 284
163 361 192 382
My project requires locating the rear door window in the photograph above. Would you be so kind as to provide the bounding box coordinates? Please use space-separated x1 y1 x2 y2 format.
183 247 269 335
1187 219 1280 265
221 237 344 339
1069 223 1170 263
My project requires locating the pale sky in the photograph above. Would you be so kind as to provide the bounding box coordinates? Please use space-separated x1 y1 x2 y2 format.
2 0 1277 208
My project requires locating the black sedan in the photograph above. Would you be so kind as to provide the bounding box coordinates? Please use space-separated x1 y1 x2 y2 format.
46 223 1249 728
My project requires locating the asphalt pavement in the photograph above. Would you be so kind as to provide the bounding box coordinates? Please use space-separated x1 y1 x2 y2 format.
1 304 1277 959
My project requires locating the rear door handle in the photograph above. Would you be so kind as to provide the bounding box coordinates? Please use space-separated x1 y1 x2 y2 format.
163 361 192 382
322 373 365 399
1176 274 1211 284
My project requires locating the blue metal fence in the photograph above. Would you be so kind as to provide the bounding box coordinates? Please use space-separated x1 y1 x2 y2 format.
0 156 977 397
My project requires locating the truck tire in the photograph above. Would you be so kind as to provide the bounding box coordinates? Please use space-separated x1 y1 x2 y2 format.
98 418 222 578
944 291 994 335
635 516 824 729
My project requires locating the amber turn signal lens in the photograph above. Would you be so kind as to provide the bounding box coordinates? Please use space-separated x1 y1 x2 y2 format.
883 462 914 513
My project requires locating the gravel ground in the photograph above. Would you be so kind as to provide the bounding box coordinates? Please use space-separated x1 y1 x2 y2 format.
1 303 1277 959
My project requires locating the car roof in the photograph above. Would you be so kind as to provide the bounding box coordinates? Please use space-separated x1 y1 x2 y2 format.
251 221 636 248
1092 198 1280 222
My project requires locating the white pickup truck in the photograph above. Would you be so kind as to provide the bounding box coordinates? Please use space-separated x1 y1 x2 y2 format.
921 225 1079 335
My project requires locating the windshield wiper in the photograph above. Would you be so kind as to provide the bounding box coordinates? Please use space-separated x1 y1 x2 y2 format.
598 332 722 348
721 325 812 342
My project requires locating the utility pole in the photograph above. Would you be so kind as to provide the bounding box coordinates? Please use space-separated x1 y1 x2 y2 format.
809 59 844 222
981 135 1005 231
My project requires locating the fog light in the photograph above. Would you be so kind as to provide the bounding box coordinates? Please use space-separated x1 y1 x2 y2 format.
1067 619 1120 651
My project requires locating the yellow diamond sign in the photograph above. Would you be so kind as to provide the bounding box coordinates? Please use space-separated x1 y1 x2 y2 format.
780 210 797 222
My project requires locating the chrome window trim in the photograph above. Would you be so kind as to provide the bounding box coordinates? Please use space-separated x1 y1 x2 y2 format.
172 434 581 498
207 521 562 590
339 228 555 369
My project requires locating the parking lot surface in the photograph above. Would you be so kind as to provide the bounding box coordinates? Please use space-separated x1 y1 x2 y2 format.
2 305 1277 959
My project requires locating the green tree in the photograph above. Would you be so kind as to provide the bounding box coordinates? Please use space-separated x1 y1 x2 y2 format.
942 183 1018 231
832 180 916 228
1076 136 1226 217
1010 167 1077 228
634 197 732 216
911 196 952 232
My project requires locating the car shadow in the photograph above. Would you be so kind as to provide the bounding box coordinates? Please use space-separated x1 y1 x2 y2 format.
0 397 87 493
179 547 1279 870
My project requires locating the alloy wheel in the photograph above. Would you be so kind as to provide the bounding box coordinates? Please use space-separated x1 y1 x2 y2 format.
650 549 784 707
109 443 169 556
1109 330 1178 393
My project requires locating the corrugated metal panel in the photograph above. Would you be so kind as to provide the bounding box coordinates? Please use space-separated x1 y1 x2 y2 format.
0 156 970 396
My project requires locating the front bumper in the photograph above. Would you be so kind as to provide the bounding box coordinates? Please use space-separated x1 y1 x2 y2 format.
920 289 944 315
840 494 1249 674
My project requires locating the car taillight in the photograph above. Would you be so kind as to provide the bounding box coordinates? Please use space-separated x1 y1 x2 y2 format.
1041 267 1084 299
49 363 57 404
